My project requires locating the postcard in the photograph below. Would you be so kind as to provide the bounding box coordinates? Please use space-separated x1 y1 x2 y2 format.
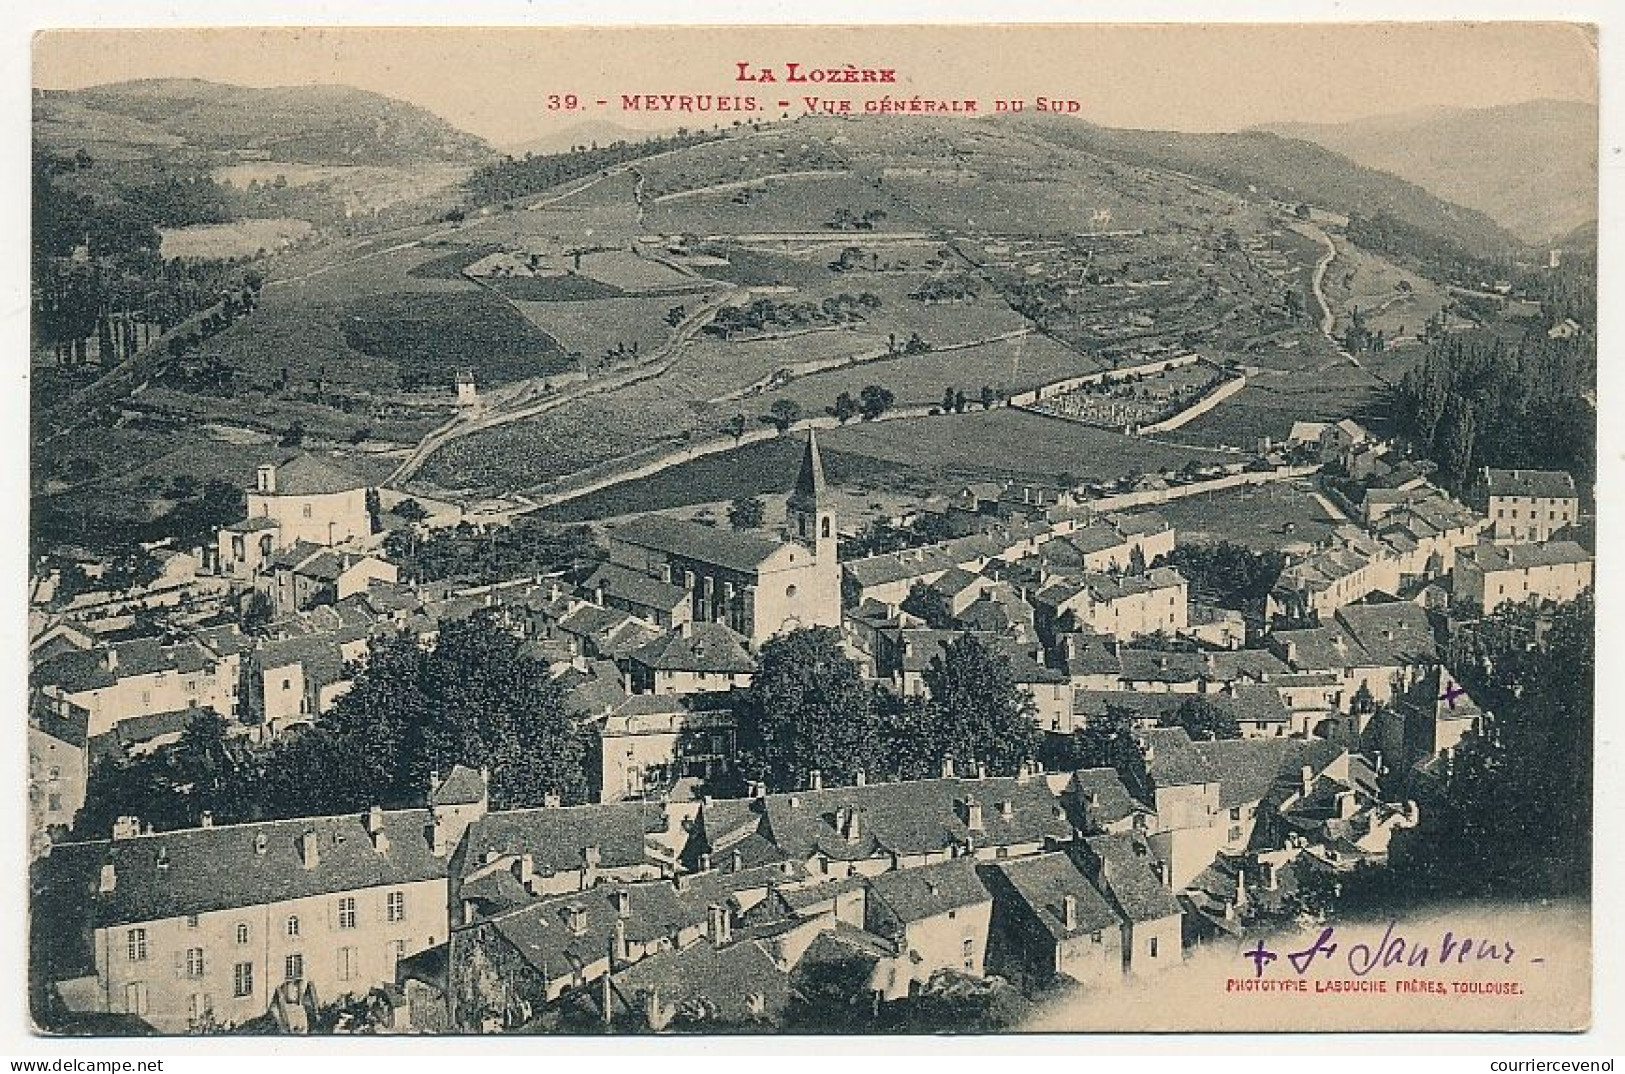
25 22 1597 1036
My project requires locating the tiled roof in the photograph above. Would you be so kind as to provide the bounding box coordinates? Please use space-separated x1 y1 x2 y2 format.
36 808 447 929
429 765 487 807
1333 603 1437 668
1191 738 1299 809
1083 834 1182 923
984 852 1120 939
460 802 669 879
604 934 791 1023
1483 468 1576 500
1459 540 1591 572
1068 769 1143 826
865 857 989 924
264 453 368 496
610 516 785 573
32 649 115 693
258 635 348 690
628 622 753 674
759 776 1070 863
582 562 689 612
222 515 281 533
1137 726 1219 787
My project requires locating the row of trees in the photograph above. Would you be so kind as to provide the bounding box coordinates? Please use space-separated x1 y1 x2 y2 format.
1390 331 1596 488
464 131 725 206
382 517 601 585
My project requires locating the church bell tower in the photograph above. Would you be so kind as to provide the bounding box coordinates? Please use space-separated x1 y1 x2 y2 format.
786 429 835 562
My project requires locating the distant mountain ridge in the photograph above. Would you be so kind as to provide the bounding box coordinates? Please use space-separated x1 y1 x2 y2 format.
35 78 494 166
1008 115 1520 261
1260 100 1596 246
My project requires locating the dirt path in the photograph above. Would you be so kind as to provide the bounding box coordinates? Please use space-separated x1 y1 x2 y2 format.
1297 222 1363 370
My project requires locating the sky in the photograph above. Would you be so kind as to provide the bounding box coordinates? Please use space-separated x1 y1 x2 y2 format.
32 23 1597 150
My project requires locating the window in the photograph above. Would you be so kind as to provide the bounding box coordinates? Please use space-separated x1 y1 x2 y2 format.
338 947 358 982
1148 938 1160 959
47 793 62 812
282 678 292 691
785 584 799 599
186 914 199 929
1091 930 1103 944
189 993 213 1024
232 962 253 998
302 505 313 519
185 947 205 977
1229 807 1242 821
821 517 832 539
393 939 406 959
337 896 357 929
387 891 405 923
125 982 149 1016
1229 826 1243 842
284 953 303 983
235 922 250 945
127 929 148 962
961 937 975 970
286 915 300 938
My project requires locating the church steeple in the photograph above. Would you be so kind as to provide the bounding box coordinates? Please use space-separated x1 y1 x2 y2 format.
786 430 834 556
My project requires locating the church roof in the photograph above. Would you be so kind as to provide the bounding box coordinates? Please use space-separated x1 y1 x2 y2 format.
785 430 827 514
610 516 786 573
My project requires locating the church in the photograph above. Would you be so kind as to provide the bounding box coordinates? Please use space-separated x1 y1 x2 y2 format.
604 431 841 647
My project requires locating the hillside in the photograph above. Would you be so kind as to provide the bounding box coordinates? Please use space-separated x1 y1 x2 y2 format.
502 120 662 158
1262 100 1596 246
1008 116 1519 262
35 78 494 166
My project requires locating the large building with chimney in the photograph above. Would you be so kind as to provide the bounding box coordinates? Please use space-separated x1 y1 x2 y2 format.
603 432 840 647
216 455 374 580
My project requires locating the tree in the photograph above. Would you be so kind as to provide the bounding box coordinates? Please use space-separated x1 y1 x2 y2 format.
942 387 956 414
394 498 430 523
830 391 859 424
765 398 803 433
899 582 954 629
736 628 880 790
728 496 766 531
1160 696 1239 742
724 413 747 443
858 384 895 421
920 634 1040 776
239 589 274 631
979 386 996 410
279 420 306 448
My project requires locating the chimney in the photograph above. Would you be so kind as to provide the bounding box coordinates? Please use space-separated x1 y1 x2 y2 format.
612 917 628 963
975 760 988 780
842 806 862 844
699 852 713 872
854 770 866 787
941 754 956 780
1151 859 1167 886
298 830 319 869
997 799 1014 821
155 846 169 872
1337 790 1358 819
104 647 119 673
200 812 214 829
99 862 116 893
567 905 588 935
808 769 823 791
581 845 601 889
112 816 142 840
615 889 631 918
707 904 731 946
366 806 387 852
1300 765 1314 798
749 780 766 799
544 792 562 809
516 853 535 887
254 832 268 856
1062 894 1078 931
730 848 743 873
962 795 984 832
1262 859 1280 891
256 463 277 494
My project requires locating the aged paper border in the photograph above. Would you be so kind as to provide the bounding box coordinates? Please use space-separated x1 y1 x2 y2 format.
4 0 1620 1058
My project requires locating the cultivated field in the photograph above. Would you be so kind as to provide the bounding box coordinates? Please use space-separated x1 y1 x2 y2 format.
160 218 314 259
1153 479 1344 551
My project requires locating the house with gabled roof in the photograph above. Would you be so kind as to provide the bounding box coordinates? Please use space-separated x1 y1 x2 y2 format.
863 857 992 985
1072 834 1183 974
980 851 1124 984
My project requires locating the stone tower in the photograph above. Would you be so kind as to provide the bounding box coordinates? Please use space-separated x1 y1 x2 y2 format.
786 429 836 563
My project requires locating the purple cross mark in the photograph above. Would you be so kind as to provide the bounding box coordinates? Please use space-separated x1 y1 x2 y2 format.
1439 682 1466 709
